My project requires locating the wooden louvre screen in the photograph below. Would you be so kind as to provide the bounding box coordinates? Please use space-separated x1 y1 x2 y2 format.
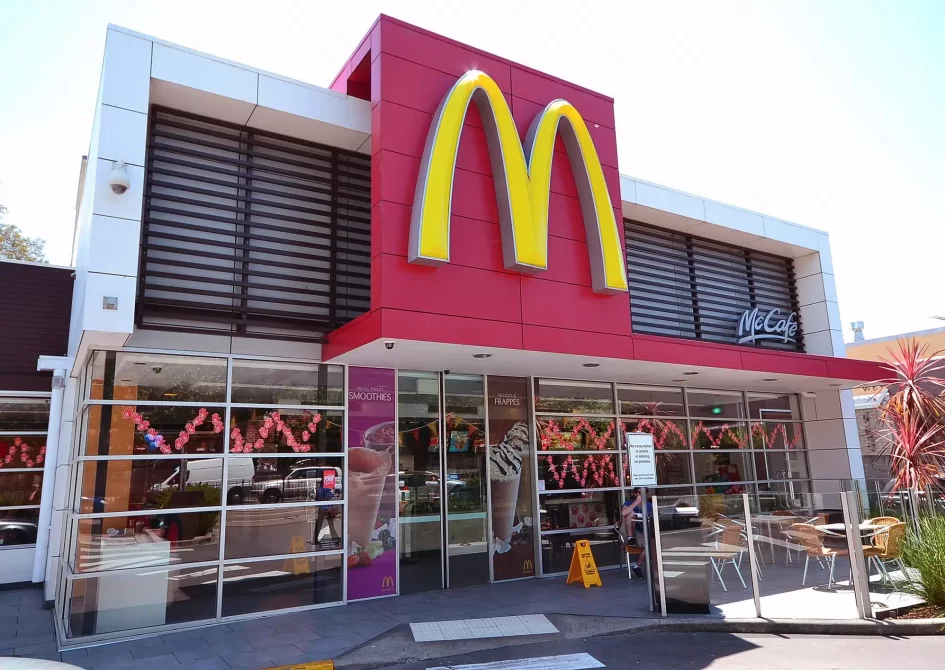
138 107 371 343
624 220 804 352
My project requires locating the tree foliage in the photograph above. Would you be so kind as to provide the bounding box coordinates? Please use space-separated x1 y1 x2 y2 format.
0 201 48 263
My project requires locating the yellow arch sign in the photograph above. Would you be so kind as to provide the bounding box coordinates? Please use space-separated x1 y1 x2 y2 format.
408 70 628 294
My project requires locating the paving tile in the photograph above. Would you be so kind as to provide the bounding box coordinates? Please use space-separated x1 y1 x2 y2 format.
13 641 61 657
221 649 282 669
173 639 253 662
130 641 177 659
295 632 366 654
264 643 307 664
90 651 182 670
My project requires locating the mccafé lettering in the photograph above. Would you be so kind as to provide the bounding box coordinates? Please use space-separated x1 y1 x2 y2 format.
737 308 799 345
409 70 628 294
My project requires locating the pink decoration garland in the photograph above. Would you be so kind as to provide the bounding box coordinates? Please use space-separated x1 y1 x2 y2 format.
229 410 322 453
121 406 224 453
0 437 45 469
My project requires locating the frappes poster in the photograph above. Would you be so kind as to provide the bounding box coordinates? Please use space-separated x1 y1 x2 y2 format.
346 367 397 599
488 376 535 580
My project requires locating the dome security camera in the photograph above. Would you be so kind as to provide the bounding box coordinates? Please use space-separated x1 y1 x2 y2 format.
107 161 131 195
384 341 395 350
151 365 163 374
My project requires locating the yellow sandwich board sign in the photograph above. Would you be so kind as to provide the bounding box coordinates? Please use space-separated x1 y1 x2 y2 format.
566 539 602 588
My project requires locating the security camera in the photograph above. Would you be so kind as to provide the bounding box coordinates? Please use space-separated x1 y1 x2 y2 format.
384 341 395 351
107 161 131 195
151 365 163 374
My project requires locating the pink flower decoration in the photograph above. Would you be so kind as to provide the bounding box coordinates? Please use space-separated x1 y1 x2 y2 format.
121 408 134 420
258 427 269 439
20 445 28 453
185 423 195 435
8 446 16 455
160 445 171 454
26 460 34 468
271 411 281 422
4 455 12 464
20 453 28 462
254 439 264 450
231 428 241 439
308 422 317 433
36 455 44 464
302 430 310 441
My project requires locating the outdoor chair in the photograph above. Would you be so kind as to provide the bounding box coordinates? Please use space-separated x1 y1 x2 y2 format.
790 523 849 589
708 520 748 591
864 521 907 582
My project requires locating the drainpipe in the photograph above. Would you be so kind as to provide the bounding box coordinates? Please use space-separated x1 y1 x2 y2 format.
32 364 67 584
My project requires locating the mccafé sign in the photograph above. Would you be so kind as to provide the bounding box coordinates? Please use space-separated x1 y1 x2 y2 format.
737 307 799 345
408 70 629 295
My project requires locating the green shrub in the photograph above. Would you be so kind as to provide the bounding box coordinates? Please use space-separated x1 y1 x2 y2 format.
898 516 945 615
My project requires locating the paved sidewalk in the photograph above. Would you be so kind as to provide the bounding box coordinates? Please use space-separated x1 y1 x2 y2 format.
0 575 652 669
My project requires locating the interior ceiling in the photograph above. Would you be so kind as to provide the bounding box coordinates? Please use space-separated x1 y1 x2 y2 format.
328 339 860 394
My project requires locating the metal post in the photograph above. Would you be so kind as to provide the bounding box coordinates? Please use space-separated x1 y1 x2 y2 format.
841 490 871 619
33 370 66 583
641 487 655 613
742 493 762 618
651 495 667 617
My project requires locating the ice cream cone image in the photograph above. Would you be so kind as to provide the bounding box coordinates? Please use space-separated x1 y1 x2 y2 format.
348 446 391 552
490 422 529 554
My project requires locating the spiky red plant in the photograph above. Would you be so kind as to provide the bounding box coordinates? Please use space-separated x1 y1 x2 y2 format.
873 340 945 493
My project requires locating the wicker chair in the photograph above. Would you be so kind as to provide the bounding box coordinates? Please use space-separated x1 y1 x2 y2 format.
871 522 907 581
790 523 849 588
862 517 901 579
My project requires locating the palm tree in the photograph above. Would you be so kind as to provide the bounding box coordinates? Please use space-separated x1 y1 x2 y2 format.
871 340 945 526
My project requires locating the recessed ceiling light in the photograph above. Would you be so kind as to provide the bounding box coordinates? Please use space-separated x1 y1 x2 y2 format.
762 378 778 382
683 372 699 376
672 379 686 383
829 383 843 387
472 353 492 359
582 362 600 368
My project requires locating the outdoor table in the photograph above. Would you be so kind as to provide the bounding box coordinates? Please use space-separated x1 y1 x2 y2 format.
750 514 806 561
815 522 886 537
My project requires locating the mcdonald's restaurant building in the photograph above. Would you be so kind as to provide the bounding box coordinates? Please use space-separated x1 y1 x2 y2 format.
2 15 888 646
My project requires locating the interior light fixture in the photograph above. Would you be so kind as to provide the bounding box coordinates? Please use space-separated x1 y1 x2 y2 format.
829 383 843 387
672 379 686 383
762 378 778 382
163 393 178 398
582 362 600 368
472 353 492 359
683 371 699 376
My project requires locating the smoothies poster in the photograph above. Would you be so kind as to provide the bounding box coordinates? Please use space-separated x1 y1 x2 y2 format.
346 367 397 600
488 376 535 580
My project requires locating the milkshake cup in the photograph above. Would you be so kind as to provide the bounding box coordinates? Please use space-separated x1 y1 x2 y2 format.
364 421 396 451
347 447 391 551
490 422 529 553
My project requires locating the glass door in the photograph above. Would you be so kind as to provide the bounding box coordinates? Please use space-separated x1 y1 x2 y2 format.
397 372 443 594
443 374 489 588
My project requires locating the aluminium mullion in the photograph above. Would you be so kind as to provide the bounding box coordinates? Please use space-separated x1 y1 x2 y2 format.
484 374 494 583
216 358 234 621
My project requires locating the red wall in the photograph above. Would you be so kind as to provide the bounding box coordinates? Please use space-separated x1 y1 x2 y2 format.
332 15 630 357
326 16 885 385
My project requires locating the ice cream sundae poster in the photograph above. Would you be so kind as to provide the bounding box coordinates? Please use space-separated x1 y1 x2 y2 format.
346 367 397 600
487 376 536 581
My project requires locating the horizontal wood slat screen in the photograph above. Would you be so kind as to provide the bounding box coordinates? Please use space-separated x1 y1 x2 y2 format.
138 107 371 343
625 220 804 352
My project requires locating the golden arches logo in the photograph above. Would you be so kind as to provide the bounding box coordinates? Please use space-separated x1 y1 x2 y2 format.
381 575 395 590
523 559 534 573
409 70 628 294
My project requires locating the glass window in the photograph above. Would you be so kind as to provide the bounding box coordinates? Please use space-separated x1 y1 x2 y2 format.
0 508 40 545
231 456 345 505
72 512 221 572
0 472 43 508
221 554 342 616
84 405 226 456
225 505 342 558
0 435 48 467
692 451 754 492
690 420 749 450
229 408 343 454
534 379 614 414
617 385 684 417
538 453 620 491
536 416 617 451
76 458 227 514
751 421 804 450
0 398 50 431
686 389 745 419
757 450 809 481
230 360 344 406
88 351 227 402
66 566 218 637
748 393 800 421
621 418 687 450
539 490 621 532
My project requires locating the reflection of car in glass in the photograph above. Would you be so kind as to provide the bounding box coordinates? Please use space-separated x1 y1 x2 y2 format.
251 463 343 504
657 498 700 530
151 457 255 504
0 512 38 545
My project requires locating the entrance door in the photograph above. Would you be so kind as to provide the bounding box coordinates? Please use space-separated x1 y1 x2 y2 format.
397 372 490 594
442 374 489 588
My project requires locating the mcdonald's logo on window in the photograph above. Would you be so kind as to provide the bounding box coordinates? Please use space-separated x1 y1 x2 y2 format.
409 70 628 295
381 575 395 590
523 559 534 573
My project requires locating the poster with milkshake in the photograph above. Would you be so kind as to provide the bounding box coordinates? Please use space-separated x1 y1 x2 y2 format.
346 367 397 600
487 376 536 580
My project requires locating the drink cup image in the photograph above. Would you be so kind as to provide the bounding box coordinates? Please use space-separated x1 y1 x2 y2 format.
364 421 396 451
490 422 529 554
347 446 392 553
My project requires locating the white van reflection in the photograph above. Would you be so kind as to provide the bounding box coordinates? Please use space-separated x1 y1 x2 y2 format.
151 457 255 505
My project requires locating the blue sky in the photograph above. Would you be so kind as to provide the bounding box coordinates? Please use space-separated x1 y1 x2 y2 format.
0 1 942 342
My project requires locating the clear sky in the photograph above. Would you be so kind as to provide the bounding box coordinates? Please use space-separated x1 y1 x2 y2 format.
0 1 942 342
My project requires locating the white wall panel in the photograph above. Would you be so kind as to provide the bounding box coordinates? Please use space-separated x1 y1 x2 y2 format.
704 200 765 236
257 75 371 134
82 272 136 335
151 43 258 105
0 547 35 585
96 105 149 167
634 181 706 221
101 29 152 113
86 215 141 278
